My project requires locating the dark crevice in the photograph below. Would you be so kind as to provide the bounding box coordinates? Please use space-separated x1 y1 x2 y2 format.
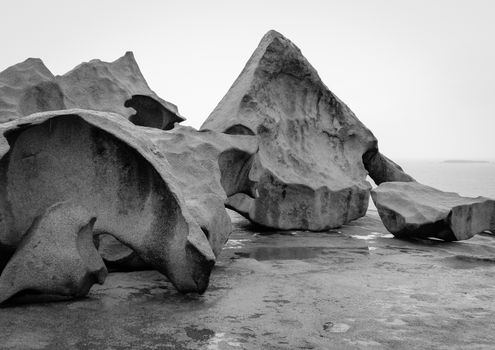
125 95 183 130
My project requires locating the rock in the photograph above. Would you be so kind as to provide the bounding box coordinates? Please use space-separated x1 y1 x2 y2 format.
0 53 183 129
98 124 258 264
57 52 184 129
371 182 495 241
362 149 415 185
0 109 215 293
95 233 149 271
0 202 107 304
201 30 379 230
0 58 65 123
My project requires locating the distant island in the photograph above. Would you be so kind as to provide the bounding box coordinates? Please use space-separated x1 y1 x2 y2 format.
443 160 490 164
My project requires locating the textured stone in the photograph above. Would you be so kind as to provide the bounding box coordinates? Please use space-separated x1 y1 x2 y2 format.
96 124 258 266
146 125 257 256
0 109 215 293
362 150 415 185
0 202 106 304
371 181 495 241
0 58 65 123
0 53 183 129
202 30 378 230
57 52 184 129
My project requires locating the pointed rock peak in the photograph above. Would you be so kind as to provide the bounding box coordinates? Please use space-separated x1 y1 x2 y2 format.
201 30 324 133
112 51 139 69
0 57 54 80
122 51 136 62
260 29 286 42
22 57 46 67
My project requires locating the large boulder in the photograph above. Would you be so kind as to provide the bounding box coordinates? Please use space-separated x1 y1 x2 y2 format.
0 202 107 304
0 109 215 294
202 30 383 230
0 53 183 129
371 181 495 241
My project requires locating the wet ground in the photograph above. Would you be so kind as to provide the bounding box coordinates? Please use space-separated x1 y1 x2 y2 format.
1 209 495 349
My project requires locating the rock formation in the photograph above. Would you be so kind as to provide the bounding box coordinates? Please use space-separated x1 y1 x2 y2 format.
144 125 257 256
202 30 407 230
0 109 216 294
0 202 107 304
371 181 495 241
0 108 257 299
56 52 184 129
362 149 414 185
0 53 183 129
0 58 65 123
95 124 257 268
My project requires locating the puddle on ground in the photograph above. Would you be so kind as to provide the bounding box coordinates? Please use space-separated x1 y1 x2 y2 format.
225 239 251 249
350 232 394 240
233 246 369 261
206 332 242 349
441 255 495 269
185 326 215 342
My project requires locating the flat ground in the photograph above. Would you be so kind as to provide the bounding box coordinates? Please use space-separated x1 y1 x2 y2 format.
1 209 495 350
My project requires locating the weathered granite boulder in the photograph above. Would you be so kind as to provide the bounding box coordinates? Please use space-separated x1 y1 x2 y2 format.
0 109 215 293
0 58 65 123
202 30 383 230
371 181 495 241
0 202 107 304
56 52 184 129
0 53 183 129
96 124 258 268
145 125 257 255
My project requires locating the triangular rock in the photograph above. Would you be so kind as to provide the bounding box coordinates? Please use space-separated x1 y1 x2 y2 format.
202 30 409 230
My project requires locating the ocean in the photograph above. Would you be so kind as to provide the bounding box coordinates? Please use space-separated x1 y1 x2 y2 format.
368 159 495 209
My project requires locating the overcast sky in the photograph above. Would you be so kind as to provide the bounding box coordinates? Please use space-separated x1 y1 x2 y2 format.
1 0 493 160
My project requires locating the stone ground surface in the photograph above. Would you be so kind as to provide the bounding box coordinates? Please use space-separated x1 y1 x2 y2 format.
1 209 495 349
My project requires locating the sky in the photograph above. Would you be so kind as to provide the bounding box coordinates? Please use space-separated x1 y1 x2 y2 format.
1 0 494 160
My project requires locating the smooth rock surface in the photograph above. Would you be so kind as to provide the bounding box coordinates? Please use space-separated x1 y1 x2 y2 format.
0 109 215 293
0 202 106 304
371 181 495 241
202 30 379 230
0 53 183 129
2 210 495 349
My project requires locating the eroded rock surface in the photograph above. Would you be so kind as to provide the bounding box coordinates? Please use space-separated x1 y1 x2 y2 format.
96 124 258 268
0 109 215 293
57 52 184 129
146 125 257 256
0 58 65 123
371 181 495 241
0 53 183 129
202 30 379 230
362 149 415 185
0 202 106 304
